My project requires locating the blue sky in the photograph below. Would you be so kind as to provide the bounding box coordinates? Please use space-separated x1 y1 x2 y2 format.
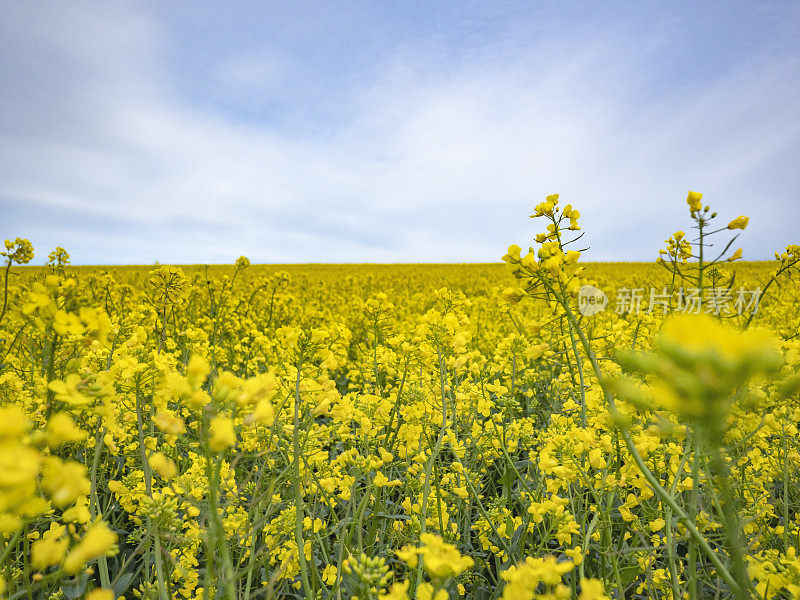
1 1 799 264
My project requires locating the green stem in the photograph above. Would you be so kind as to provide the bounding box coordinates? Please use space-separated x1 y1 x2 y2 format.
0 526 23 568
565 316 587 427
707 444 753 600
0 261 11 327
415 344 450 592
89 423 111 589
206 454 236 600
136 381 168 600
44 334 59 420
293 356 314 600
688 433 700 600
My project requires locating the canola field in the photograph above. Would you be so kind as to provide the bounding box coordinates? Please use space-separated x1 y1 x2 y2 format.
2 194 800 600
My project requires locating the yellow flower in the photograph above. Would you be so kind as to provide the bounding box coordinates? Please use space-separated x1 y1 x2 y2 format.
0 440 43 524
31 534 69 569
0 514 22 536
568 209 581 230
0 406 27 440
579 578 609 600
686 191 703 212
47 246 70 268
188 389 211 410
46 413 87 447
310 328 329 344
163 372 192 400
53 310 85 336
396 544 419 568
186 354 210 388
63 497 92 523
565 546 583 566
372 471 400 487
250 398 275 426
502 287 525 305
525 344 548 361
154 411 186 435
657 314 780 375
727 215 749 230
47 375 90 407
418 533 474 579
616 314 783 436
213 371 241 400
86 589 115 600
500 556 575 600
149 452 178 480
1 237 34 264
322 564 337 586
587 448 606 470
727 248 743 261
149 265 189 305
63 520 118 574
41 458 90 508
417 582 447 600
208 416 236 452
379 580 409 600
502 245 522 264
649 518 666 532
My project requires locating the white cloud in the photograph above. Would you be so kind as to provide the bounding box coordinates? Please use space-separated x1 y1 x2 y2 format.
211 51 288 98
1 2 799 264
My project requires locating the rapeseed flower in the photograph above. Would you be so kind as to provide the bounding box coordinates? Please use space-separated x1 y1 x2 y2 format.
208 416 236 452
41 458 90 508
500 556 575 600
63 520 117 574
617 313 782 436
1 237 34 264
728 215 749 230
687 191 703 212
46 413 87 447
400 533 474 579
149 452 178 480
31 524 69 570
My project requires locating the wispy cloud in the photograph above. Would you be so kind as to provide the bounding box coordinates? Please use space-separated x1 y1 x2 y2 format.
1 2 799 263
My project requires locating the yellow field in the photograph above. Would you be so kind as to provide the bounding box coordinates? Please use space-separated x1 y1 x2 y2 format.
2 195 800 600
